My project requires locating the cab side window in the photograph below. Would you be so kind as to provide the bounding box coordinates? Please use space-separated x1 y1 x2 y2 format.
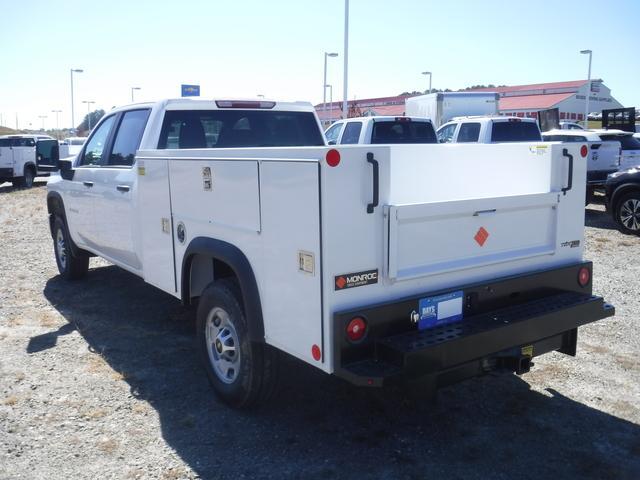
325 123 343 145
457 123 481 143
80 115 116 166
437 123 457 143
108 109 151 167
340 121 363 144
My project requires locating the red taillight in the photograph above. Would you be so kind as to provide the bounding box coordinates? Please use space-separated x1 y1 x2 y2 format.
215 100 275 109
326 149 340 167
578 267 591 287
346 316 367 343
580 145 588 158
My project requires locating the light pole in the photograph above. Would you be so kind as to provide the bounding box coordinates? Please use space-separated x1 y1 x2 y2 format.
82 100 95 131
580 49 592 127
131 86 141 103
70 68 83 130
342 0 349 119
38 115 48 131
323 52 338 122
422 71 432 94
325 84 333 123
51 110 62 138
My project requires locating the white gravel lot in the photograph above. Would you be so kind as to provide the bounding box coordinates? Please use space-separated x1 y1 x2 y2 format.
0 182 639 480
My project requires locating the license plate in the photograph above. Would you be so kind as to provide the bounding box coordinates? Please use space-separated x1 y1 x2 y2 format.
418 290 464 330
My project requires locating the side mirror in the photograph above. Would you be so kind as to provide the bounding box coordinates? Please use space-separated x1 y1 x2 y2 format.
58 159 75 181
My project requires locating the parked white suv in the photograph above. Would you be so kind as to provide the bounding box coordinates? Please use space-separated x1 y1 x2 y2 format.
436 116 542 144
324 116 437 145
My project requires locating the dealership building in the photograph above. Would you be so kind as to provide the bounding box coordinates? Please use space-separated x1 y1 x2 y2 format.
315 79 623 124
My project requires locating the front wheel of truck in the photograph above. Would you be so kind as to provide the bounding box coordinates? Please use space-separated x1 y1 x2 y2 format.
197 279 279 408
53 216 89 280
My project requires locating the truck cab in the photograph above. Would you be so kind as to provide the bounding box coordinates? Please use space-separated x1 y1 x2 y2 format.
0 134 59 188
436 116 542 144
324 116 437 145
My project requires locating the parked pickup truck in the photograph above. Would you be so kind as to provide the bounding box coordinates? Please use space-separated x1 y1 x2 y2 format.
47 98 614 408
0 135 59 187
436 116 542 144
324 116 437 145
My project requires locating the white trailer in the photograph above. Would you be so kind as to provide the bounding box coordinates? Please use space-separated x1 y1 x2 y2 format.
405 92 500 129
47 99 613 408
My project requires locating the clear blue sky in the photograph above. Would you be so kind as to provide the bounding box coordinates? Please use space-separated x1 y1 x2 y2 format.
1 0 638 130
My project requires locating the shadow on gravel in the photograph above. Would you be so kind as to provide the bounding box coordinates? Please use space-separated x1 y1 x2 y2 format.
0 180 47 195
585 205 620 231
42 265 640 480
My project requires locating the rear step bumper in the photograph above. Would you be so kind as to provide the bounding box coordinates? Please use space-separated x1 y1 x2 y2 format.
333 264 614 388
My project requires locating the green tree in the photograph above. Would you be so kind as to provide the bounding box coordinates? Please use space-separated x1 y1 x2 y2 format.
77 109 105 132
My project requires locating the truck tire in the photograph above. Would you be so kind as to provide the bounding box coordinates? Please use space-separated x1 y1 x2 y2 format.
615 191 640 236
53 216 89 280
196 279 279 408
13 166 35 188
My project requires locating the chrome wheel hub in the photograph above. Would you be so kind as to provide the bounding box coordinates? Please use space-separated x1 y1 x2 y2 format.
56 228 67 270
620 198 640 231
205 307 241 384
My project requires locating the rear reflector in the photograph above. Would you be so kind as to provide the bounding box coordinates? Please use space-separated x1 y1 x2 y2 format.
346 316 367 343
580 145 588 157
578 267 590 287
326 149 340 167
215 100 276 109
311 344 321 361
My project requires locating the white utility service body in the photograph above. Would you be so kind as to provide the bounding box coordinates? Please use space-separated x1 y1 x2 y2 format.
47 99 613 406
0 135 59 187
405 92 500 129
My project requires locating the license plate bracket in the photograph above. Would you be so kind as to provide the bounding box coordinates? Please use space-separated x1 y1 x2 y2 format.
418 290 464 330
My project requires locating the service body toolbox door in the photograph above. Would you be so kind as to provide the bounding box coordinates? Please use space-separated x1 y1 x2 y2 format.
0 138 13 175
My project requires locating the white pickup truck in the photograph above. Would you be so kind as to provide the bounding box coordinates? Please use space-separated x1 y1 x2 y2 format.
47 98 614 408
436 116 542 144
324 116 437 145
0 135 60 187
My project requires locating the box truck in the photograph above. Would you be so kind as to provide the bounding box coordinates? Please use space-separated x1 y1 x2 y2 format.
405 92 500 129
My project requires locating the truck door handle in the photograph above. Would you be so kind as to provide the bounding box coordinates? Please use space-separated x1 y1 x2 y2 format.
561 148 573 195
366 152 379 214
116 185 130 192
83 181 94 188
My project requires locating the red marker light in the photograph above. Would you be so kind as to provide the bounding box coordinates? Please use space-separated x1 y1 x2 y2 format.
326 149 340 167
311 344 321 361
580 145 588 158
578 267 590 287
346 316 367 343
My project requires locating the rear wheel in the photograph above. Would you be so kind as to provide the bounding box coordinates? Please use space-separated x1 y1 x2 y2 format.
13 166 35 188
615 192 640 236
53 216 89 280
196 279 279 408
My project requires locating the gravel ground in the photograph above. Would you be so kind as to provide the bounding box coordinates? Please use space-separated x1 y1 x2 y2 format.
0 182 639 480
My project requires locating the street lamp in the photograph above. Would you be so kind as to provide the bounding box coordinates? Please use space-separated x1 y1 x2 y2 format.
51 110 62 138
422 71 432 94
342 0 349 119
325 84 333 123
38 115 48 131
70 68 83 130
323 52 339 123
131 86 141 103
82 100 95 131
580 50 592 127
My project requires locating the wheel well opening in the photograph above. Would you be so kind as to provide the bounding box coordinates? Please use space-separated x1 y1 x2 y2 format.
188 254 237 303
614 187 640 213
